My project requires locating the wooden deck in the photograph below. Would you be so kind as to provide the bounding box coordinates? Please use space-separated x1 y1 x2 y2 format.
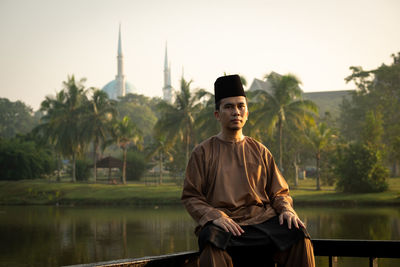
65 239 400 267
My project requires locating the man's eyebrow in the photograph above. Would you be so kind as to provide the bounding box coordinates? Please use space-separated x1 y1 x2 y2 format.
223 102 234 106
223 102 246 107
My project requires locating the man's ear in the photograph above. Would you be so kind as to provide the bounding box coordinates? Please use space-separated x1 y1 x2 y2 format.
214 110 220 121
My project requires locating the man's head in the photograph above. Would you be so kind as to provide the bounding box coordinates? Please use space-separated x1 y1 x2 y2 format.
214 75 246 111
214 75 248 131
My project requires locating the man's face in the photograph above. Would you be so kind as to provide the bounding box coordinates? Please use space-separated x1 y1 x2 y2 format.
214 96 249 131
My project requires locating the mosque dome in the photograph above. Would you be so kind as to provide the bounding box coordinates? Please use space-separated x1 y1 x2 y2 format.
102 80 136 100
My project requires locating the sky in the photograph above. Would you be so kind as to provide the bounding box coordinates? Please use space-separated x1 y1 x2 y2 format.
0 0 399 111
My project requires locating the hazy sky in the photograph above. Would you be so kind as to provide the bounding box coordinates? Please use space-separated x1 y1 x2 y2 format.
0 0 399 110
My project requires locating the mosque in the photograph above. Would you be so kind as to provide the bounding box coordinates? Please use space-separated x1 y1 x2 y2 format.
102 26 173 103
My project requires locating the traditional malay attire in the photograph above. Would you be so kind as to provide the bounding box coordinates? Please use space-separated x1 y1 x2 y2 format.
181 75 315 267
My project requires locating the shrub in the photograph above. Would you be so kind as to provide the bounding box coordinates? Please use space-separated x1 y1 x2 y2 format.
335 143 389 193
68 158 91 181
0 138 56 180
125 150 149 181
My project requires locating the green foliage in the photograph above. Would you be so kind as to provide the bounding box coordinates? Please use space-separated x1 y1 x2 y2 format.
194 93 219 141
361 110 384 150
112 116 142 184
154 78 208 175
82 89 117 182
67 158 91 181
125 150 150 181
117 93 158 144
305 122 335 190
0 138 56 180
250 72 318 169
164 143 187 180
0 98 37 138
343 52 400 175
335 143 389 193
36 75 89 182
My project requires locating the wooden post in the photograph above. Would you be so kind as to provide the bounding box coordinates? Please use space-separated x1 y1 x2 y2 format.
369 257 378 267
329 256 338 267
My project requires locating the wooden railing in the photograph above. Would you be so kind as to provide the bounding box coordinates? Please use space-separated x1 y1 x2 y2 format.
313 239 400 267
65 239 400 267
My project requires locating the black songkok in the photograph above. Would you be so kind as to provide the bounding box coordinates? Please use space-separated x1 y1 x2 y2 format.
214 74 246 104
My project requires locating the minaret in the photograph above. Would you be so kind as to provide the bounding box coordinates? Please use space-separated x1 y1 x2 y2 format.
163 42 173 103
115 24 126 97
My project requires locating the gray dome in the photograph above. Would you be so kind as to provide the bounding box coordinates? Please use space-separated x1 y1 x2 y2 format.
102 80 136 100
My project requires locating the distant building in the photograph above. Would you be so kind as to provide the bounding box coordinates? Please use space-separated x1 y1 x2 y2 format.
102 25 136 100
248 72 282 94
163 43 174 103
248 74 354 116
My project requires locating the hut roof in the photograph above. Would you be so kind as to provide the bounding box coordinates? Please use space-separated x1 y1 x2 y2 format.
94 156 123 168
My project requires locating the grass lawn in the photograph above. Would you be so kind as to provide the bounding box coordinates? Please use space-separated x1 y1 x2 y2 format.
290 177 400 205
0 180 183 205
0 177 399 206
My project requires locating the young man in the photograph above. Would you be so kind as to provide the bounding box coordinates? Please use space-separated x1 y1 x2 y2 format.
181 75 315 267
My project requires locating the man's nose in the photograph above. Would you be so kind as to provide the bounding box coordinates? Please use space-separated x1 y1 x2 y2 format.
232 106 240 115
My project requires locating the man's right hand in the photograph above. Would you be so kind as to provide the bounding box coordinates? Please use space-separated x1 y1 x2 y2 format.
213 217 244 236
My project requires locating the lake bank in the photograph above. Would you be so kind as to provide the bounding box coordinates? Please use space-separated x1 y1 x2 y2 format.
0 178 399 206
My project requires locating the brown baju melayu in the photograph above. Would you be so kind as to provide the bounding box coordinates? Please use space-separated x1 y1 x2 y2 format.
181 136 315 267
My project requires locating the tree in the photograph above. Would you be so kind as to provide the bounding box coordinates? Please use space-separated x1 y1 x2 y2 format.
117 93 158 145
154 78 208 173
36 75 88 182
0 98 37 138
344 52 400 176
82 89 117 182
193 92 219 142
361 110 384 151
112 116 142 184
146 134 173 184
250 73 318 170
306 122 334 190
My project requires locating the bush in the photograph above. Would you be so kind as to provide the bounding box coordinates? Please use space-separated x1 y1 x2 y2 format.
71 158 91 181
125 150 149 181
0 138 56 180
335 143 389 193
67 158 91 181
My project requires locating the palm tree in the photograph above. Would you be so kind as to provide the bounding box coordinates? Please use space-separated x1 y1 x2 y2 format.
250 73 318 170
154 78 208 166
193 92 219 141
82 89 117 183
113 116 142 184
306 122 334 190
33 92 66 181
146 134 173 184
37 75 88 182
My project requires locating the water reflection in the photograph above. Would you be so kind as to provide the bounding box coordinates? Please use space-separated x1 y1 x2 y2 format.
0 206 399 267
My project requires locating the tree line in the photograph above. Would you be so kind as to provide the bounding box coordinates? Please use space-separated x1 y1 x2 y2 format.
1 52 399 192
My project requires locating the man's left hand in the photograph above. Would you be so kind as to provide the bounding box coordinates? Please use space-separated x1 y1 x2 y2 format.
279 211 305 229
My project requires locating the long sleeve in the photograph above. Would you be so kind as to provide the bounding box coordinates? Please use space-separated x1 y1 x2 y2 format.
181 147 228 226
265 151 297 216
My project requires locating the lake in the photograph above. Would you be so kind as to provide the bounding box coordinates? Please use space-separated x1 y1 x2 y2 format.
0 205 399 267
